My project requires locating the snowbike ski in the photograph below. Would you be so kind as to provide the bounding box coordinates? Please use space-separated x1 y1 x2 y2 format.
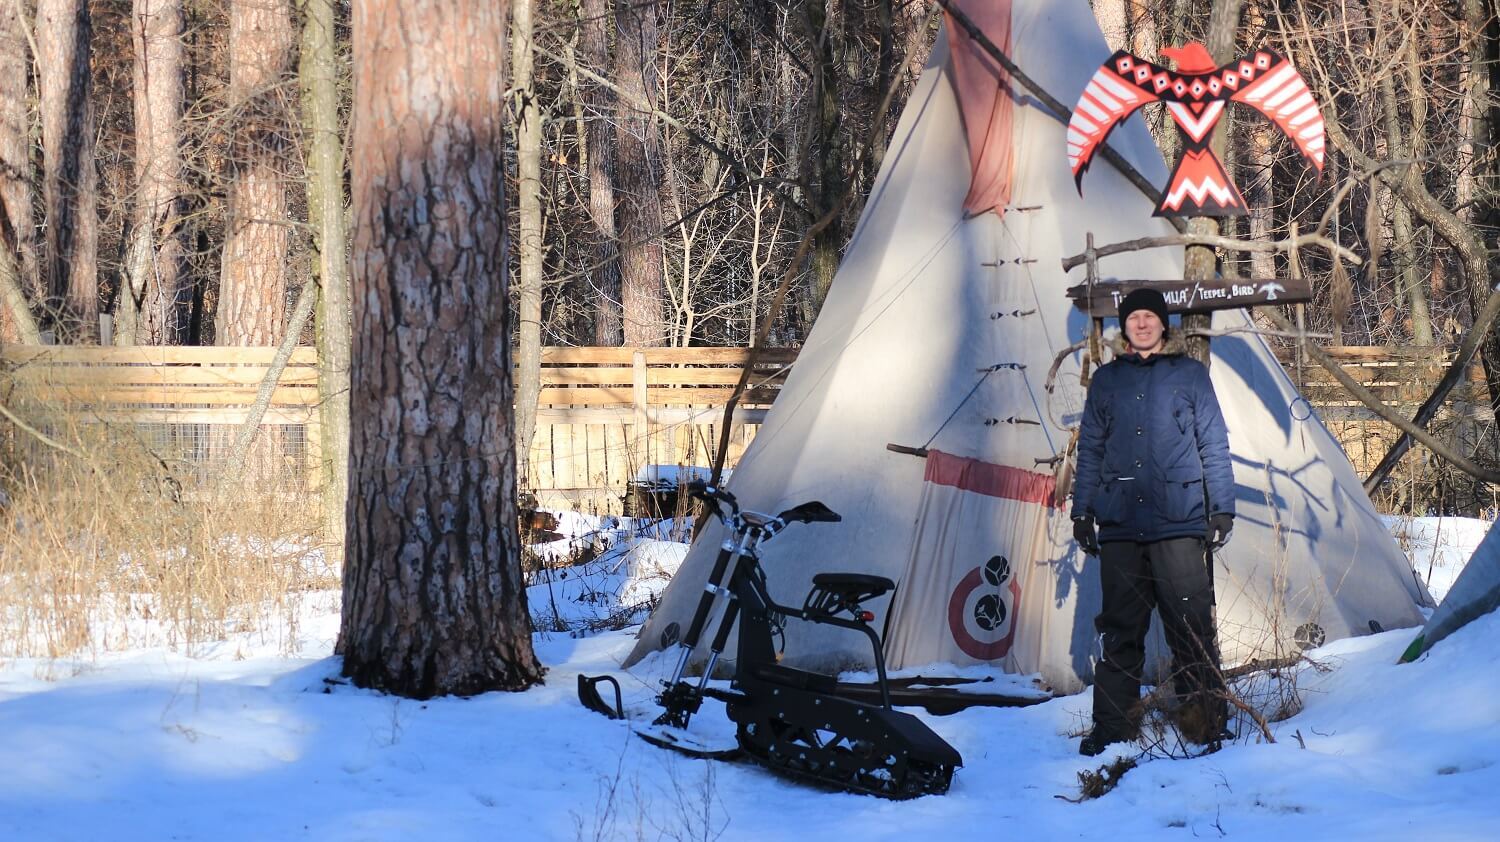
578 483 963 799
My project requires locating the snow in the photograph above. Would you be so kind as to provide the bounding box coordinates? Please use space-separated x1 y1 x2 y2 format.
630 464 726 489
0 516 1495 840
1387 516 1494 603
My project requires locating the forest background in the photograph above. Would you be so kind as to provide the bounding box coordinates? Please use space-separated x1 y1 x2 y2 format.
0 0 1496 521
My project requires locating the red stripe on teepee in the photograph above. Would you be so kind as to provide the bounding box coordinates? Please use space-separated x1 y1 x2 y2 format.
924 450 1058 508
944 0 1014 218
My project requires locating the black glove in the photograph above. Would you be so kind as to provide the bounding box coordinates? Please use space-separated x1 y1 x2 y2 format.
1209 513 1234 550
1073 516 1100 556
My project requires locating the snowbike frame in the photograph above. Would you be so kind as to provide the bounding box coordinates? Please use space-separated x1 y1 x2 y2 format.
582 483 963 799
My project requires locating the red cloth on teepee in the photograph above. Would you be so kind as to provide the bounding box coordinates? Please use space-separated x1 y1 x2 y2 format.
944 0 1014 218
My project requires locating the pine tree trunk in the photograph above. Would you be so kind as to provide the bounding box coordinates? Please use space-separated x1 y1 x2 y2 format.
579 0 622 345
300 0 350 565
803 0 844 321
1460 0 1500 413
613 0 666 346
0 0 39 336
1381 64 1433 345
340 0 543 698
217 0 292 346
37 0 99 342
1181 0 1244 366
511 0 543 485
123 0 186 346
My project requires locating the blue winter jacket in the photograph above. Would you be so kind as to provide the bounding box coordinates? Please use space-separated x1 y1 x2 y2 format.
1070 345 1235 543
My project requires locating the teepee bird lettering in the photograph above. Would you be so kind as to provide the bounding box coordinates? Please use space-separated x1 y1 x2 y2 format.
1067 42 1325 217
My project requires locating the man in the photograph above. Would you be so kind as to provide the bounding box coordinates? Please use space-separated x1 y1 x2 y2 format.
1070 287 1236 756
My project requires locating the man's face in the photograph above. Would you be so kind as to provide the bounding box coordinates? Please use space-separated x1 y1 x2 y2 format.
1125 309 1165 355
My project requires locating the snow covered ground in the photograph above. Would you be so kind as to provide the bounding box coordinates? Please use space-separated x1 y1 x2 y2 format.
0 516 1494 841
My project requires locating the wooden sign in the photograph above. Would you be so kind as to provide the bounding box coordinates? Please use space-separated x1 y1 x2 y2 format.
1065 278 1311 318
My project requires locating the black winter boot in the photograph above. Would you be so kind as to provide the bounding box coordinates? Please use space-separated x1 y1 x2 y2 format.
1079 728 1130 757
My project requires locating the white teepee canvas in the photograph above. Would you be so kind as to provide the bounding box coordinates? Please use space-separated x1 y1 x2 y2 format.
626 0 1429 694
1401 524 1500 662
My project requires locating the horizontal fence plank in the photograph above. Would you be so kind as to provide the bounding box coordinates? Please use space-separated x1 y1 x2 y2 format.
538 386 782 406
2 345 320 365
12 365 322 387
1270 345 1454 362
531 366 789 387
27 384 321 406
533 406 769 425
538 346 799 365
78 407 318 425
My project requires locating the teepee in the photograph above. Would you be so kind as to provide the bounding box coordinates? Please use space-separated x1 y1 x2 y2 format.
1401 524 1500 662
627 0 1429 693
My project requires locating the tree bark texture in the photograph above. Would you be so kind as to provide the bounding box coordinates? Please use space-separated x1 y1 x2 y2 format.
1379 67 1433 345
579 0 621 345
216 0 292 345
37 0 99 342
300 0 350 563
511 0 542 485
613 0 666 346
805 0 846 319
123 0 187 346
1460 0 1500 413
0 0 39 332
341 0 543 698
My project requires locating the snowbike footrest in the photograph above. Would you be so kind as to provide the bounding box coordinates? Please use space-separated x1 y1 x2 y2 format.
749 662 839 694
577 673 624 720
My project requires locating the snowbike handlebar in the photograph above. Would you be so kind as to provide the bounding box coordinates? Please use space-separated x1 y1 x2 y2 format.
687 482 840 536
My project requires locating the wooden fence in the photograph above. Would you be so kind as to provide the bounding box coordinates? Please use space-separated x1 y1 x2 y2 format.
523 346 795 511
0 342 1484 511
1270 345 1493 476
0 344 797 512
1 344 324 492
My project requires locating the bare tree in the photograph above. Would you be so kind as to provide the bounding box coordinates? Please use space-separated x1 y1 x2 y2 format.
613 0 667 345
120 0 186 345
579 0 622 345
37 0 99 341
340 0 543 697
216 0 292 345
512 0 543 485
300 0 350 562
0 0 39 334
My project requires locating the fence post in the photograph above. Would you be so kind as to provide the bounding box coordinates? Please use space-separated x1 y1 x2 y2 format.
632 350 649 469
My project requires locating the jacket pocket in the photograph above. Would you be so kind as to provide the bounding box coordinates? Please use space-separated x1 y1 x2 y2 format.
1171 392 1194 435
1161 466 1206 524
1094 477 1132 526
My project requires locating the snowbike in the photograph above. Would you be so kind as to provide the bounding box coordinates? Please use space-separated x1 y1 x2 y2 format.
578 482 963 799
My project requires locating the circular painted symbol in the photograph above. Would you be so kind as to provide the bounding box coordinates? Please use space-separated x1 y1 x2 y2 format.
1293 622 1325 651
947 556 1021 660
974 594 1007 631
660 621 681 649
983 555 1011 586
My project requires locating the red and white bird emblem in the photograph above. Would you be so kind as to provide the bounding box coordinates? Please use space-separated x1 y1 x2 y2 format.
1067 42 1325 217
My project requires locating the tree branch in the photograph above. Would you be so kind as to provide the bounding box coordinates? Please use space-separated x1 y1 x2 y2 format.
1256 302 1500 484
531 29 808 217
1293 20 1500 491
1061 231 1362 273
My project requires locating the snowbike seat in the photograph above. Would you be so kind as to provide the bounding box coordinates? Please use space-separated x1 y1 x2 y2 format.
811 573 894 602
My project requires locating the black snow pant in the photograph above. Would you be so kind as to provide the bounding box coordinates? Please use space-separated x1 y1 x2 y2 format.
1091 536 1225 739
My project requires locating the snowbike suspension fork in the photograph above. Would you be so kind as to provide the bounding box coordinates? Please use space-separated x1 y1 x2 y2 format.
666 530 754 686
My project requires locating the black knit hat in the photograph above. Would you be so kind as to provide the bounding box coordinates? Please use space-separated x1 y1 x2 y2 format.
1118 287 1170 331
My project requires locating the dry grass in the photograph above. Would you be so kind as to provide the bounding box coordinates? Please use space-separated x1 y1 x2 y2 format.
0 378 335 660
